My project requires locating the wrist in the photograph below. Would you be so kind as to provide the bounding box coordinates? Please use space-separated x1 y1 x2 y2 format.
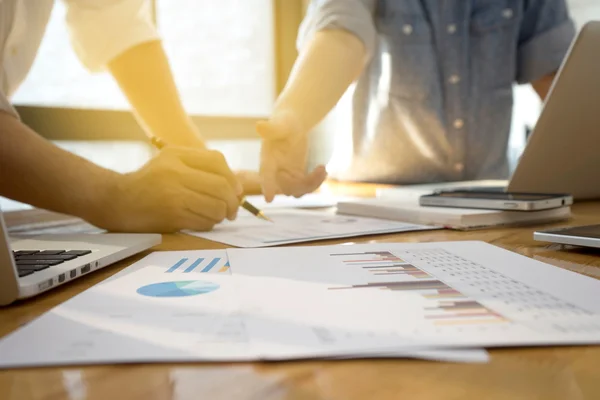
270 107 307 137
151 120 206 149
80 169 126 230
165 134 206 149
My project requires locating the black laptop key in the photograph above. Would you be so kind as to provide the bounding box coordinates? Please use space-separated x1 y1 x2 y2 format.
18 270 34 278
13 250 39 256
16 259 63 266
37 250 66 255
16 254 77 261
63 250 92 256
17 264 50 272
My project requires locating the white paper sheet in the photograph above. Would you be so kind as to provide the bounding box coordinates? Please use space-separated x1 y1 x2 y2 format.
243 193 357 209
187 209 436 247
227 241 600 353
0 250 488 368
0 265 255 367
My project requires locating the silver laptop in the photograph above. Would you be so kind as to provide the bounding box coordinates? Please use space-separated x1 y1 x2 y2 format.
379 21 600 201
534 225 600 249
0 211 161 306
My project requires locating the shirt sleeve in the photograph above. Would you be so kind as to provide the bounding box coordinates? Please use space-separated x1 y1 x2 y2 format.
64 0 160 72
297 0 377 60
516 0 576 84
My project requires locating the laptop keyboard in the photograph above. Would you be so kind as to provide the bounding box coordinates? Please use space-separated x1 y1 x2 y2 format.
12 250 92 278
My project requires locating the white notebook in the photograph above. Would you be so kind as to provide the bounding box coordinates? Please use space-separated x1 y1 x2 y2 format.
336 198 571 229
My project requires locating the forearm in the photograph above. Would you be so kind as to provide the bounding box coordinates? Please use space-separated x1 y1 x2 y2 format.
0 112 119 224
532 72 557 101
108 40 204 147
274 29 368 132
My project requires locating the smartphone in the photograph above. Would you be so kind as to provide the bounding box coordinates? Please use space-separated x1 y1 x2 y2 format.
419 190 573 211
534 224 600 248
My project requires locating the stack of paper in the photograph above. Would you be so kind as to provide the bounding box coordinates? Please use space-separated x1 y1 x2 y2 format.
337 198 571 229
0 250 488 367
3 241 600 369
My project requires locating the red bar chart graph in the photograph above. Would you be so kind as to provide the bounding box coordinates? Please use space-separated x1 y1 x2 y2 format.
329 251 508 326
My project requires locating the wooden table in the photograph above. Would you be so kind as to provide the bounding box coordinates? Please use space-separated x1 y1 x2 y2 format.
2 189 600 400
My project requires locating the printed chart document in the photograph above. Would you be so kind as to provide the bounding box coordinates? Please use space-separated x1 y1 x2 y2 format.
227 241 600 353
244 193 357 209
187 209 436 247
0 250 487 368
0 253 254 367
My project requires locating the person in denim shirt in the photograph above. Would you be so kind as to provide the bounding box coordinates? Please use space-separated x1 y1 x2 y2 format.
257 0 576 200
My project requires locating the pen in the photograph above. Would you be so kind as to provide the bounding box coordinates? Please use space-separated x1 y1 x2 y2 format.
149 136 272 222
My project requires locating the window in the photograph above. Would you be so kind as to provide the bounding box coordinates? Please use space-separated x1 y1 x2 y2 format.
568 0 600 29
13 0 276 116
156 0 275 116
12 1 302 141
12 2 128 110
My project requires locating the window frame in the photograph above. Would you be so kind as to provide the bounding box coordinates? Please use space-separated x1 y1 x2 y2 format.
15 0 303 142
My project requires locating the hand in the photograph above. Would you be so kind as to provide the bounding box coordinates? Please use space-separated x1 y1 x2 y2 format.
257 110 327 202
96 147 242 233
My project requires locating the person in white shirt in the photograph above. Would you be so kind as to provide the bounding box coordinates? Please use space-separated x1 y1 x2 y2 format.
0 0 261 232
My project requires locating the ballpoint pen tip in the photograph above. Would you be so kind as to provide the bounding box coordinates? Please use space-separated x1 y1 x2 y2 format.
260 213 274 223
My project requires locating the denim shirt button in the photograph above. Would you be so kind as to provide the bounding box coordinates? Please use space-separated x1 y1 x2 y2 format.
453 119 464 129
447 24 457 34
502 8 514 19
402 24 413 35
449 74 461 84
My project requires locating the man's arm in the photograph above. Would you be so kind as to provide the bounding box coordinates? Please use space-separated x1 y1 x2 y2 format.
256 0 377 200
0 112 118 224
65 1 207 149
107 40 205 148
108 40 257 195
0 111 242 232
272 29 368 133
532 72 557 101
516 0 574 100
258 30 368 200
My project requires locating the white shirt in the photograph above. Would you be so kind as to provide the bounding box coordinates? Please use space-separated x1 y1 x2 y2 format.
0 0 158 117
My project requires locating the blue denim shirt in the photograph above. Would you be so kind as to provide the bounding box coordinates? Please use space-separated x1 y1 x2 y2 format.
300 0 576 183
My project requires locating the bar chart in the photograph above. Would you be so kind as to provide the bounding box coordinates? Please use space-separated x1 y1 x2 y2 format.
397 248 593 322
330 251 431 279
329 251 508 326
425 300 507 326
165 257 228 274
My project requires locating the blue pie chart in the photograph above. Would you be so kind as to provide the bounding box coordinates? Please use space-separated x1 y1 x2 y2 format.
136 280 220 298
